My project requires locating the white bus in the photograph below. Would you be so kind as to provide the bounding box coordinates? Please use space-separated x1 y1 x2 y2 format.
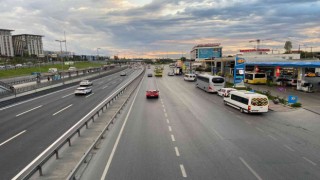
223 91 269 113
196 74 225 92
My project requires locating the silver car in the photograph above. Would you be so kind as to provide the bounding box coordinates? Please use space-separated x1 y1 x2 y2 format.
74 87 92 95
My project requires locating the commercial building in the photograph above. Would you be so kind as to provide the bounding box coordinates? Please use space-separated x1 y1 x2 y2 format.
12 34 44 57
191 43 222 61
0 29 14 57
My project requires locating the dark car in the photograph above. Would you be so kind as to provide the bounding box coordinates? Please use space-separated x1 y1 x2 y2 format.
147 73 153 77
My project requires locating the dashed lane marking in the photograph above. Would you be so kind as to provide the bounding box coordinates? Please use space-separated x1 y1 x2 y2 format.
239 157 263 180
171 134 176 142
175 147 180 156
0 130 26 147
303 157 317 166
268 134 277 141
16 105 43 117
256 127 265 133
284 145 295 152
52 104 73 116
168 126 172 132
180 164 187 178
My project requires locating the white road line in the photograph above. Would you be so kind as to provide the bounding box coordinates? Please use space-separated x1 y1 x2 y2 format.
180 164 187 178
163 108 166 113
100 75 143 180
102 85 109 89
239 157 263 180
302 157 317 166
164 113 168 118
85 93 94 98
175 147 180 156
168 126 172 132
0 86 75 111
162 104 165 108
16 105 42 117
171 134 176 142
245 120 251 125
166 119 170 124
61 93 74 98
268 134 277 141
256 127 265 133
228 110 234 114
212 129 224 140
284 145 295 152
52 104 73 116
0 130 26 147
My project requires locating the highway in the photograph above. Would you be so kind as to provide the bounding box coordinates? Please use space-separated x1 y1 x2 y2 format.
0 68 140 180
81 65 320 180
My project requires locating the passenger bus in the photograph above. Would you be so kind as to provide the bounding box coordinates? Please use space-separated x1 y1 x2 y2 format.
223 91 269 113
244 72 267 84
196 74 225 93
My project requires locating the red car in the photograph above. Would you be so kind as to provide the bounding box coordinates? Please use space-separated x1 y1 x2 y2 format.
146 90 159 98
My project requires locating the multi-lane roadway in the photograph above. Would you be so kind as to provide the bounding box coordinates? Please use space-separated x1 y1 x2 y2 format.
0 68 139 179
81 66 320 180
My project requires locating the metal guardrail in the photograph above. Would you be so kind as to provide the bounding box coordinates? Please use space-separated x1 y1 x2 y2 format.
12 68 145 180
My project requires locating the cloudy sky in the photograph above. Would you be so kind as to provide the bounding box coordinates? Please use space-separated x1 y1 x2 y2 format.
1 0 319 58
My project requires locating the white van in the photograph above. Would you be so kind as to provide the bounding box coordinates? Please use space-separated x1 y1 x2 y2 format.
223 91 269 113
184 74 196 81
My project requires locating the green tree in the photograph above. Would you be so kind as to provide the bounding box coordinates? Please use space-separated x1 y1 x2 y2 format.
180 57 186 61
284 41 292 53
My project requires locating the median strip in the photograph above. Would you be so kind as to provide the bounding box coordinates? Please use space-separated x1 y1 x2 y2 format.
52 104 73 116
16 105 43 117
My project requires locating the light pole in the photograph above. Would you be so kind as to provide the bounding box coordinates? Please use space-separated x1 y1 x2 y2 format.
55 39 66 83
97 48 101 61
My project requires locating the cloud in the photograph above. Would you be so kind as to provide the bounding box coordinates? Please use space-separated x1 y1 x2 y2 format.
0 0 319 57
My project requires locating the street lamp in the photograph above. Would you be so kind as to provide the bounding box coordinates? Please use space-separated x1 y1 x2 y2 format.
55 39 66 83
97 48 101 61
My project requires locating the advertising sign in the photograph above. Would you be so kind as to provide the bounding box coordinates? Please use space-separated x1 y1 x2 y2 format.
288 95 298 104
234 56 246 87
198 48 222 59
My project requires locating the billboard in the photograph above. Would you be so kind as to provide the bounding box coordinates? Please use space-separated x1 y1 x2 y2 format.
198 48 221 58
234 56 246 87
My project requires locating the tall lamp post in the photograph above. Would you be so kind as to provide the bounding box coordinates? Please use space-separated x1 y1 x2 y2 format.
55 39 66 83
97 48 101 61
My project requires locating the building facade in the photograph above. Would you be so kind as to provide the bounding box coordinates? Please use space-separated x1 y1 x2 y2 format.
190 43 222 61
0 29 14 57
12 34 44 57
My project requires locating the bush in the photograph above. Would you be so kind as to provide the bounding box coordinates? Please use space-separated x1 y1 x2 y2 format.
290 102 302 107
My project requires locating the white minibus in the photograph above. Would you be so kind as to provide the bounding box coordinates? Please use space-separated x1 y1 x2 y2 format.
223 91 269 113
196 74 225 92
184 74 196 81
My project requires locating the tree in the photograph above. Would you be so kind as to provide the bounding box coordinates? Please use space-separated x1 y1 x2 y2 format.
180 57 186 61
284 41 292 53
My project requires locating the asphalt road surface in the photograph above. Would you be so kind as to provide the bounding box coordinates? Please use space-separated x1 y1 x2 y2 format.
0 68 140 180
81 65 320 180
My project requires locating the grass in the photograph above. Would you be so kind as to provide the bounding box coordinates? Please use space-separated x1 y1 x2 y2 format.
0 62 103 79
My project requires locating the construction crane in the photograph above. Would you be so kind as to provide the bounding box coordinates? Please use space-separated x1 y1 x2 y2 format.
249 39 272 50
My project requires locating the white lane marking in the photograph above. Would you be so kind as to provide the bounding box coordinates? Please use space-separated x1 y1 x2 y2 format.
175 147 180 156
302 157 317 166
163 108 166 113
268 134 277 141
164 113 168 117
180 164 187 178
102 85 109 89
0 130 26 147
162 104 165 108
245 120 251 125
16 105 43 117
256 127 265 133
284 145 295 152
228 110 234 114
168 126 172 132
100 76 143 180
171 134 176 142
61 93 74 98
239 157 263 180
166 119 170 124
0 86 75 111
85 93 94 98
212 129 224 140
52 104 73 116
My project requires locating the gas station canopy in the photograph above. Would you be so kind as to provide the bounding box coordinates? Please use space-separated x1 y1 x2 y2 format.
245 61 320 68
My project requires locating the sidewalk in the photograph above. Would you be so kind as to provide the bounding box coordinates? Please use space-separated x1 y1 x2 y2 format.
249 84 320 114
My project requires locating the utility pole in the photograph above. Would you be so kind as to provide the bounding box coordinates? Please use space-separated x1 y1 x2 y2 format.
55 39 66 84
64 31 68 61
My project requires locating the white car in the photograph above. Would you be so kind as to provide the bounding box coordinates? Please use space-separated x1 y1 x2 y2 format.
80 80 93 86
74 87 92 95
218 88 237 97
68 67 77 71
120 71 127 76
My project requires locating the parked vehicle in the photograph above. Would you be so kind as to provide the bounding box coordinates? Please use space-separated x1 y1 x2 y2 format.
68 67 77 71
48 68 58 73
244 72 267 84
224 91 269 113
196 74 225 93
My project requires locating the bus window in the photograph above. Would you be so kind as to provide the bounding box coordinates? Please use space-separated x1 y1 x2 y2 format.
212 77 224 83
255 73 266 78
